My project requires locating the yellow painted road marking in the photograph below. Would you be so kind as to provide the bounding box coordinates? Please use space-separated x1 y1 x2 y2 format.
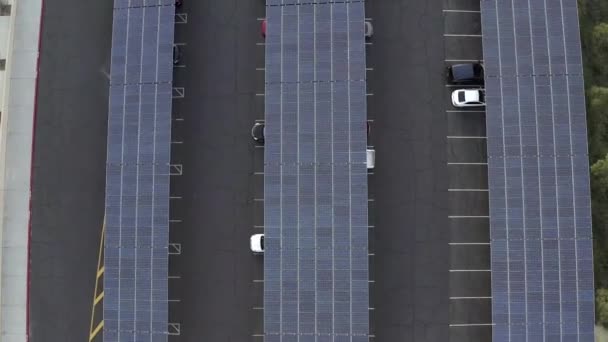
94 291 104 305
89 219 105 342
97 266 104 278
89 321 104 342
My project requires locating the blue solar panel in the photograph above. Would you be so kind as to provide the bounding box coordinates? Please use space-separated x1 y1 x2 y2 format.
481 0 594 340
104 2 174 342
264 1 369 340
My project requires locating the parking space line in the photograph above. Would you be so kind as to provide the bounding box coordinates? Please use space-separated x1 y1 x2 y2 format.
256 93 265 96
254 225 264 229
446 59 483 62
444 34 482 37
448 189 488 192
449 269 491 272
448 162 488 165
257 17 265 21
254 172 264 175
174 42 187 46
253 334 264 337
443 9 481 13
446 110 485 113
169 219 182 223
256 42 266 46
252 307 264 310
449 215 489 218
447 136 487 139
445 84 482 88
450 296 491 299
168 275 181 279
449 242 490 246
253 279 264 283
256 67 265 71
450 323 494 327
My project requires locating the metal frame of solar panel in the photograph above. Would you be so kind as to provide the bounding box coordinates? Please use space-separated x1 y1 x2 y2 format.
104 1 174 341
480 0 594 340
264 1 369 341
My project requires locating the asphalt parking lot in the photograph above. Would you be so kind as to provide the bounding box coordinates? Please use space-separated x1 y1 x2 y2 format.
365 0 449 340
443 0 492 341
29 0 112 340
167 0 265 340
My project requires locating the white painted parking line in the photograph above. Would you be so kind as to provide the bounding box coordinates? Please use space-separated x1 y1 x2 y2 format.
254 172 264 175
448 188 488 192
252 307 264 310
449 242 491 246
449 215 489 219
255 145 264 148
168 275 181 279
168 299 181 303
255 119 265 122
256 93 265 97
169 196 182 199
444 34 482 37
252 334 264 338
257 17 265 21
446 59 483 62
443 9 481 13
254 225 264 229
449 269 491 272
173 64 186 68
254 198 264 202
450 323 494 327
175 13 188 24
450 296 491 299
169 219 182 223
447 136 487 139
171 141 184 144
253 279 264 283
256 67 265 71
256 42 266 46
174 42 187 46
447 162 488 165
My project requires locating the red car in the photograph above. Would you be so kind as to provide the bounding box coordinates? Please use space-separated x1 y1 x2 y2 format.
261 19 266 38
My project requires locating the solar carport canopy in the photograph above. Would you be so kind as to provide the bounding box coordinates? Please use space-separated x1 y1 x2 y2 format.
103 0 174 341
481 0 595 340
263 1 369 341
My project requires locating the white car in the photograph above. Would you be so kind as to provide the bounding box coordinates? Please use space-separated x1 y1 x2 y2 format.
451 89 485 107
365 21 373 38
250 234 264 253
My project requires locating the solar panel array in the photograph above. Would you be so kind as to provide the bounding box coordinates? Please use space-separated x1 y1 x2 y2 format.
263 1 369 341
103 0 175 341
481 0 595 340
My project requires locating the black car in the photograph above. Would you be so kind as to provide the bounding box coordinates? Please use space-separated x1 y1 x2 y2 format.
251 122 265 144
447 63 484 84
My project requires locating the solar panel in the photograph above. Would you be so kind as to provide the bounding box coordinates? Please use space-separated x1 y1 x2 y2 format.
481 0 594 340
264 1 369 341
104 2 174 342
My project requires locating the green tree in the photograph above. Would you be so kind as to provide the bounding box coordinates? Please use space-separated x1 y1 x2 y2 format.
597 289 608 328
587 87 608 163
591 156 608 289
